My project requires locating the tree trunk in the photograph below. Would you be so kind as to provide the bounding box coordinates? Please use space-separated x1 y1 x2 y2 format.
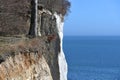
29 0 38 37
35 0 38 36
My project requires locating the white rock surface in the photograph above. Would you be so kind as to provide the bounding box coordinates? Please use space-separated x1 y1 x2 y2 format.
54 12 68 80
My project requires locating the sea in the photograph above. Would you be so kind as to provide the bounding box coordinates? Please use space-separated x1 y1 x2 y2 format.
63 36 120 80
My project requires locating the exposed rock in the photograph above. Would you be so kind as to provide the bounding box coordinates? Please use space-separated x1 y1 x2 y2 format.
0 0 70 80
0 53 53 80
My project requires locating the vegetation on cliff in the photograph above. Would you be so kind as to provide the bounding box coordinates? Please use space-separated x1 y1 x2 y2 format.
0 0 70 80
38 0 70 15
0 0 70 36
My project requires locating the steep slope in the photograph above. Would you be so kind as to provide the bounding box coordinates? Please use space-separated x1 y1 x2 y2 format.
0 0 70 80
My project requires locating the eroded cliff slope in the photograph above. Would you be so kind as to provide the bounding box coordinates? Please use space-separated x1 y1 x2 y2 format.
0 0 70 80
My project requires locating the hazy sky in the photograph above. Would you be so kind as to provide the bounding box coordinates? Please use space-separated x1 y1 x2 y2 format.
64 0 120 36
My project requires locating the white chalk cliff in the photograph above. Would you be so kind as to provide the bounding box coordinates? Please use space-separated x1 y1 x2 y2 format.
54 12 68 80
0 0 70 80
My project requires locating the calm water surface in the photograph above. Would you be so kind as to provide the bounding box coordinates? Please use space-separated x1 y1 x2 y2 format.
63 36 120 80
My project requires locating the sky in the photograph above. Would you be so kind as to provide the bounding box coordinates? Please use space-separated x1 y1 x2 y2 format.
64 0 120 36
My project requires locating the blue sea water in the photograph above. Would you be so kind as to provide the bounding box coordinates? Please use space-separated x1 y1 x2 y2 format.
63 36 120 80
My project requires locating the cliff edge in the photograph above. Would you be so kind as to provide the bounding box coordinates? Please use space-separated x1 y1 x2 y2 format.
0 0 70 80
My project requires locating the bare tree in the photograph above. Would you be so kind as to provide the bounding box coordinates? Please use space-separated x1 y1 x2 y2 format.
0 0 70 36
29 0 39 37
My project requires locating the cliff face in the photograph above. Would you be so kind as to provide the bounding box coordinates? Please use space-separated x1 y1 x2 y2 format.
0 0 70 80
0 53 53 80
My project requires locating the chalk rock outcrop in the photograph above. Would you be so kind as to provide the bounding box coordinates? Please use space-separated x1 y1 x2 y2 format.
0 0 70 80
